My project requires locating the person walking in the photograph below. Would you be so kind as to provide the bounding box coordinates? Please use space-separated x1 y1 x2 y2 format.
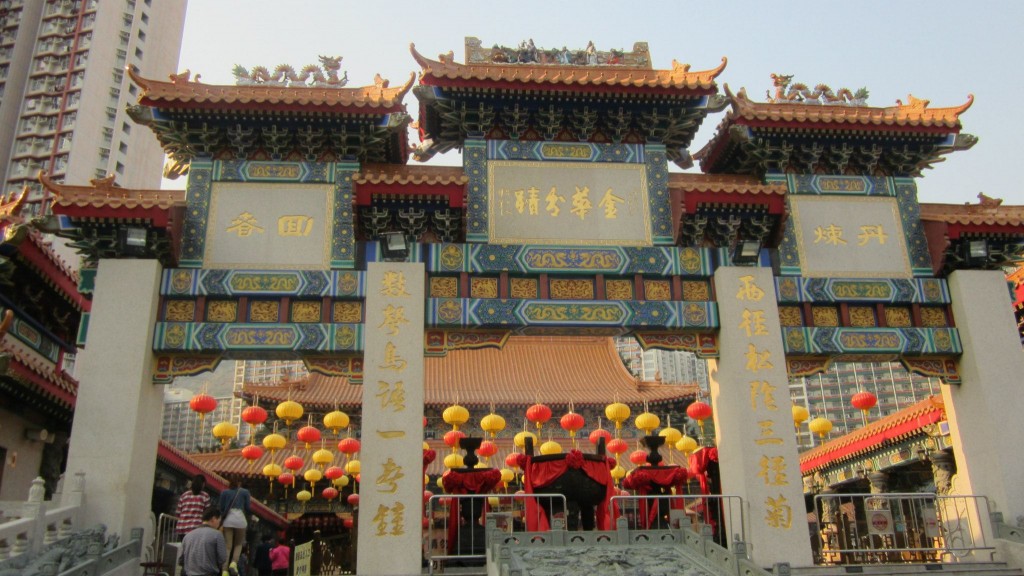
253 536 273 576
269 538 290 576
180 506 227 576
218 479 252 574
175 474 212 539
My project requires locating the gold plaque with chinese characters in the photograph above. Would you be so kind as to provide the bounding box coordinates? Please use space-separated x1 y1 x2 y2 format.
203 182 334 269
487 161 651 246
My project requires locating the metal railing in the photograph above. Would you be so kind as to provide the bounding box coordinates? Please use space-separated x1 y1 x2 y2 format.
812 492 996 564
608 493 745 546
424 492 566 574
148 513 179 572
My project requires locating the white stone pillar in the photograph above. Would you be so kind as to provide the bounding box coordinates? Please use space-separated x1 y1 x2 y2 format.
711 266 813 567
943 270 1024 523
357 262 425 576
63 259 164 542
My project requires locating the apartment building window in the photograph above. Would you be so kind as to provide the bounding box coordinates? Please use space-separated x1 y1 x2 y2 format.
140 13 148 24
138 30 145 42
115 161 124 174
134 47 142 59
119 31 129 46
128 84 137 96
119 142 128 154
121 121 131 134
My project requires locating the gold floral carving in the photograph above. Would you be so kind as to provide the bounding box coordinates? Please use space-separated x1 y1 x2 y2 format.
644 280 671 301
920 307 947 327
430 277 459 298
249 301 280 322
332 302 362 323
550 279 594 300
510 278 538 299
165 300 195 322
884 307 911 327
811 306 839 327
291 301 321 323
778 306 803 327
682 281 709 301
849 306 876 327
605 279 633 300
206 301 238 323
470 277 498 299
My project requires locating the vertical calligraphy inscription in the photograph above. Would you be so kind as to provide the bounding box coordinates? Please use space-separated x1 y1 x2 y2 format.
357 262 424 576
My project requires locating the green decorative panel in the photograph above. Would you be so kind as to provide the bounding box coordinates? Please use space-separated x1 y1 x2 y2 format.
161 269 364 298
425 298 718 331
781 327 961 355
427 243 713 276
464 139 489 242
774 277 950 304
153 322 363 354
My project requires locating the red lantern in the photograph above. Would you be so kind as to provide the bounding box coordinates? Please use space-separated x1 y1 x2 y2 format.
296 425 321 449
686 401 712 422
338 437 360 456
629 449 648 466
283 455 304 472
504 453 521 469
278 472 295 487
477 440 497 458
324 466 344 482
588 428 612 446
423 490 433 503
526 403 552 430
342 518 354 529
851 391 878 424
241 405 268 427
347 493 360 506
559 412 585 437
241 444 264 464
322 487 339 500
443 430 466 449
607 438 629 455
189 393 217 420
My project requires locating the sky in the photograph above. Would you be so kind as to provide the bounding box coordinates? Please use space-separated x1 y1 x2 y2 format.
169 1 1024 205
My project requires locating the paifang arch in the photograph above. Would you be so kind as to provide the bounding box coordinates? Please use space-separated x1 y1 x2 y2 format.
45 39 1024 568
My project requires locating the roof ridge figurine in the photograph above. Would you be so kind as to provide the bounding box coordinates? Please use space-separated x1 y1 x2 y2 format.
232 55 349 88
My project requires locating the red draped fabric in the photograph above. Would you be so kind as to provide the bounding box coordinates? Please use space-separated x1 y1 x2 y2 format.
686 447 720 534
441 468 502 553
622 466 688 528
522 450 616 531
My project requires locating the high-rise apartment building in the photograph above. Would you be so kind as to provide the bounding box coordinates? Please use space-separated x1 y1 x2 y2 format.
614 337 709 390
0 0 187 213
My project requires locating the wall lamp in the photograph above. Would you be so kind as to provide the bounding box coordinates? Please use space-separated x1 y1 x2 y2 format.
380 231 410 262
731 240 761 266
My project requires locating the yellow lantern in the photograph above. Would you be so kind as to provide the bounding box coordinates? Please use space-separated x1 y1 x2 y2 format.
345 459 361 475
304 468 323 485
605 402 630 431
809 417 833 439
333 475 350 488
276 400 303 426
480 413 506 438
212 421 238 450
792 405 810 434
296 489 312 503
634 412 659 434
436 476 445 489
540 440 562 455
422 441 430 450
443 404 470 430
312 448 333 469
610 465 626 480
513 430 537 450
659 426 682 446
323 410 350 436
424 473 430 485
500 468 515 485
263 462 282 478
675 435 698 455
262 432 286 453
443 453 464 469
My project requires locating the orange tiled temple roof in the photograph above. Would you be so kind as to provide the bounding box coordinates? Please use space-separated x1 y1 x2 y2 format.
127 67 415 111
667 173 787 196
799 396 945 473
353 164 468 186
721 85 973 130
411 44 726 92
919 200 1024 227
41 172 185 212
1 336 78 408
244 337 697 409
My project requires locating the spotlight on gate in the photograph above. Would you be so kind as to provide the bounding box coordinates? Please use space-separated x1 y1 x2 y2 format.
731 240 761 266
118 226 149 257
961 238 989 267
380 231 409 262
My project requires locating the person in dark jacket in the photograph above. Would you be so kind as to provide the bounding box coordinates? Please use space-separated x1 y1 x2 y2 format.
253 535 273 576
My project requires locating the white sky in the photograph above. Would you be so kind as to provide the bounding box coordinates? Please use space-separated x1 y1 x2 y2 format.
171 0 1024 205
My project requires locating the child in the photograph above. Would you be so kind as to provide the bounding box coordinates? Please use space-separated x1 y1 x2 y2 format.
269 538 290 576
